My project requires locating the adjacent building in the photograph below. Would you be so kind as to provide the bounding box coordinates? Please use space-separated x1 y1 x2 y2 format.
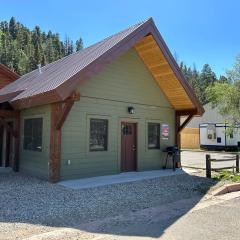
181 103 240 150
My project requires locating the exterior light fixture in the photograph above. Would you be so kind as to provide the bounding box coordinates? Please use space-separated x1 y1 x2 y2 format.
128 107 134 114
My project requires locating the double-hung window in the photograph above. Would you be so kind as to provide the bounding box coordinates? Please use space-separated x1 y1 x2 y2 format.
89 119 108 151
148 123 160 149
23 118 43 151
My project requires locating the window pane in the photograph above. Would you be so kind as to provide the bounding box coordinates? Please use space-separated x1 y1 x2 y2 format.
90 119 108 151
148 123 160 149
23 118 43 151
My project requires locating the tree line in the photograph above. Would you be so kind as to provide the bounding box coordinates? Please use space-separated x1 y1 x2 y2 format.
178 61 228 105
0 17 83 75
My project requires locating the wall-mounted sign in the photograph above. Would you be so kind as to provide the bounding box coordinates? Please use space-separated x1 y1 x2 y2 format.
162 124 169 140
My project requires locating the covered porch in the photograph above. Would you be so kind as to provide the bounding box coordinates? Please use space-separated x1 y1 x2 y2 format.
0 106 20 171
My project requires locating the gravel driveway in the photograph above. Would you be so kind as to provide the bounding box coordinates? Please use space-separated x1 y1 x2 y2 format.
0 171 217 240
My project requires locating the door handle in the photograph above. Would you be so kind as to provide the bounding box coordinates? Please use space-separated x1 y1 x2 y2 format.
132 145 136 151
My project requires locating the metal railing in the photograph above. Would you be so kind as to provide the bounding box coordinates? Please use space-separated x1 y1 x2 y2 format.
206 154 239 178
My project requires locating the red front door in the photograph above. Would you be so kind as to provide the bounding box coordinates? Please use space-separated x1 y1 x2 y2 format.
121 122 137 172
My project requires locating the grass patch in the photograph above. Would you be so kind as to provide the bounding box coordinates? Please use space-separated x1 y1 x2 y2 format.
213 171 240 182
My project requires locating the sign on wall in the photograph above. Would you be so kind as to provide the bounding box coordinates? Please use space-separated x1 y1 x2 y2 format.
162 124 169 140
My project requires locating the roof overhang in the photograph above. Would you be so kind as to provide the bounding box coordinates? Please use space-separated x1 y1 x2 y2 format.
0 64 20 80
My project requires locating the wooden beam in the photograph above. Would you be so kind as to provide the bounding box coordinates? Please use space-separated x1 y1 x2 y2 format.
55 92 80 130
178 114 194 133
49 102 62 183
49 92 80 183
55 100 74 130
13 113 20 172
0 118 18 137
175 113 181 147
176 108 198 116
0 110 20 119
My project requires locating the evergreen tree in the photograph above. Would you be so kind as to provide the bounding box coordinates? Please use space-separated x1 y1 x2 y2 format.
76 37 83 51
0 17 84 74
9 17 17 39
219 75 229 83
199 64 217 104
179 61 222 105
64 36 74 56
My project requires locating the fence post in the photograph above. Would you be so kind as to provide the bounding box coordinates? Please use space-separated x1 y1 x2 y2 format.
236 155 239 173
206 154 211 178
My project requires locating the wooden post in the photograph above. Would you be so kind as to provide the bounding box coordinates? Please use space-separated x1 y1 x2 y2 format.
236 155 239 173
49 102 62 183
175 113 181 148
13 113 20 172
206 154 211 178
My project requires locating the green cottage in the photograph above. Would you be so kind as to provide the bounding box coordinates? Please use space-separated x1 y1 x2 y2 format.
0 18 203 182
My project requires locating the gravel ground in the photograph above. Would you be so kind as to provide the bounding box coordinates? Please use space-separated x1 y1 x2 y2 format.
0 171 218 240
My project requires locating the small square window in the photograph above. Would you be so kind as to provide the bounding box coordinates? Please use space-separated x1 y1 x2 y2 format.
148 123 160 149
217 137 221 143
230 133 234 139
89 119 108 151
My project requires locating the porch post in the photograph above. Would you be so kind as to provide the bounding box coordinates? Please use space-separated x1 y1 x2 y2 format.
49 102 62 183
175 112 181 148
13 113 20 172
48 92 79 183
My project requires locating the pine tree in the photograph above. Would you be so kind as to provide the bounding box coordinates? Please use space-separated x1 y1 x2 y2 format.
9 17 17 39
219 75 229 83
199 64 217 104
76 37 83 51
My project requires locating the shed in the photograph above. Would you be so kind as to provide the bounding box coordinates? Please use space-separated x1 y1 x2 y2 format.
0 18 203 181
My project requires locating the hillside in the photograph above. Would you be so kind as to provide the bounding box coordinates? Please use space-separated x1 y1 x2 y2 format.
0 17 83 75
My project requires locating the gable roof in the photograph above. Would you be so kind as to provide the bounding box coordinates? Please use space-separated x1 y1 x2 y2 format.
0 18 203 115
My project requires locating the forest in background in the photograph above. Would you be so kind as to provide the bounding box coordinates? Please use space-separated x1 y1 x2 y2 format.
0 17 83 75
0 17 229 106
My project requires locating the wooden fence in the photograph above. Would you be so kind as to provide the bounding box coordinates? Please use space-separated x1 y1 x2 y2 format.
206 154 239 178
180 128 200 149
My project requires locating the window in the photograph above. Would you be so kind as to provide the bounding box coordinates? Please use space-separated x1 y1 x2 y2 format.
24 118 43 151
89 119 108 151
207 124 216 140
122 125 132 135
148 123 160 149
230 133 234 139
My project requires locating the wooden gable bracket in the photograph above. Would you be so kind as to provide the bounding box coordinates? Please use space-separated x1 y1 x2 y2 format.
175 109 197 147
178 114 194 133
55 91 80 130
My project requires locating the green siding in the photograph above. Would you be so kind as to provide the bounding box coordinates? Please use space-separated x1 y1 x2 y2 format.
61 48 175 180
19 104 50 179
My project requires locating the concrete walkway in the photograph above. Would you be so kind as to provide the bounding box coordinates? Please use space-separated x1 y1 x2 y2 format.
58 169 196 190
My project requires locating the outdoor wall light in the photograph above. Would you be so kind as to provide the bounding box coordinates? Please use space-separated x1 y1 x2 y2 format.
128 106 135 114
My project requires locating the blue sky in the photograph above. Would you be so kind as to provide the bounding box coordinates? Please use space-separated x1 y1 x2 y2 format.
1 0 239 77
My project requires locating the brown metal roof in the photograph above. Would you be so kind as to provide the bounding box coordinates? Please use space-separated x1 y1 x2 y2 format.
0 18 203 115
0 64 19 80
